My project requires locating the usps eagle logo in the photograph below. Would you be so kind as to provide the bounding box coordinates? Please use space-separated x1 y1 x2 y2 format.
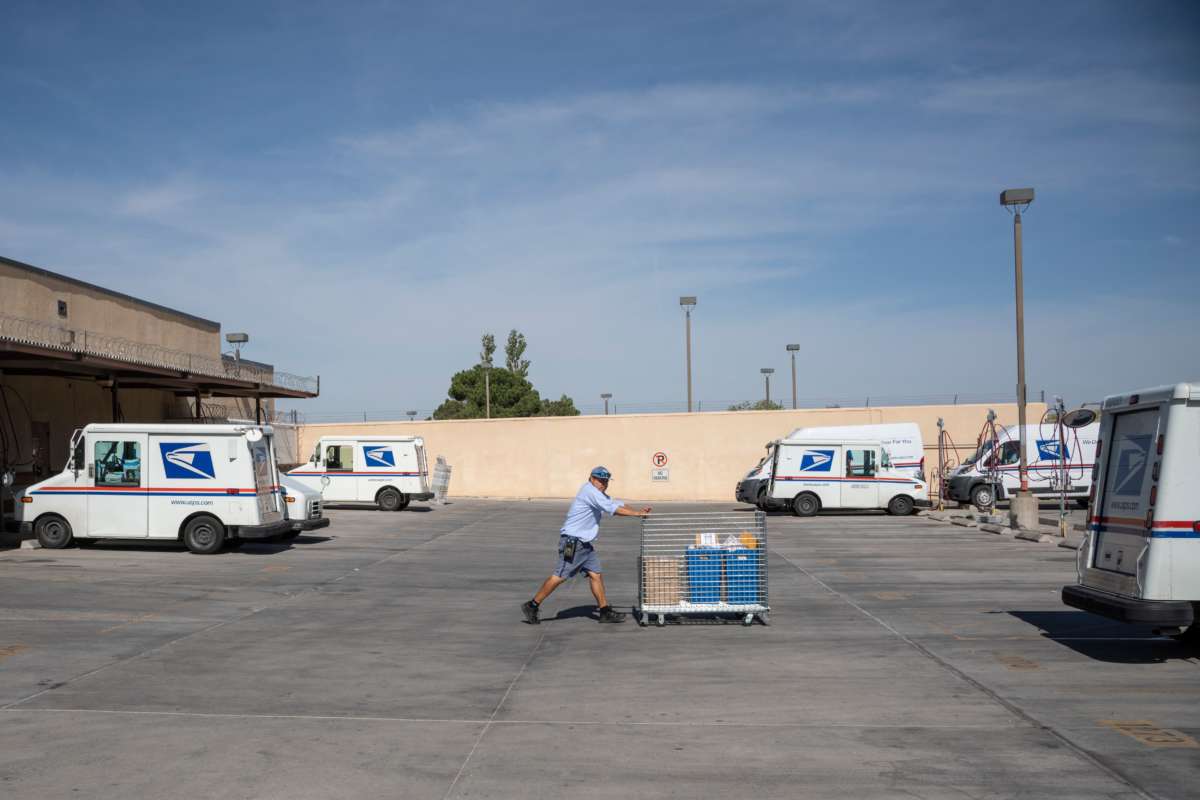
798 449 835 472
1112 435 1151 497
1036 439 1069 461
160 442 216 480
364 446 396 468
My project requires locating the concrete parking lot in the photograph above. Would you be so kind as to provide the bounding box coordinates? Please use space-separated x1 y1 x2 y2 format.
1 501 1196 799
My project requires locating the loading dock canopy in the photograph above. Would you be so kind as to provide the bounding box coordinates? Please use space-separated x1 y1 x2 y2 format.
0 317 317 400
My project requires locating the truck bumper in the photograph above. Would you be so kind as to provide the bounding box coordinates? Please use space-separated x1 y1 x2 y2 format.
19 521 32 537
292 516 331 533
945 476 975 502
1062 584 1195 627
735 479 763 505
914 498 932 509
410 492 434 502
235 518 296 541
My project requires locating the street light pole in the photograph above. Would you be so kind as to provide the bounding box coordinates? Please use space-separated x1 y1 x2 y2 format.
786 344 799 409
760 368 774 406
1001 187 1035 527
680 297 697 412
600 393 612 415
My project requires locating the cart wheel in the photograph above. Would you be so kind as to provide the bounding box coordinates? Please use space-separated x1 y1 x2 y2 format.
743 613 754 626
636 613 647 627
758 613 771 626
657 614 665 627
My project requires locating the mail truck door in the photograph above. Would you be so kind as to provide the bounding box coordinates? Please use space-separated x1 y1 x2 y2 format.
87 433 149 538
1093 407 1161 577
320 441 356 501
841 447 880 508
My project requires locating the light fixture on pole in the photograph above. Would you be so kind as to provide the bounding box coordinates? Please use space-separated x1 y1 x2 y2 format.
406 410 417 421
600 393 612 415
760 368 774 406
1000 187 1036 528
786 344 800 409
679 296 697 412
225 332 249 374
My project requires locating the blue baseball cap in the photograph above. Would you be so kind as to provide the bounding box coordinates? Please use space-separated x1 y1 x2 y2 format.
590 466 612 481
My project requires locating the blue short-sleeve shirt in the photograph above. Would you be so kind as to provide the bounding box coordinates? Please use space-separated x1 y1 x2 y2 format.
560 481 624 543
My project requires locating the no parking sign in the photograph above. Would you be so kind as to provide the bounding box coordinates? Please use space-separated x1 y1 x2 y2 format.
651 451 669 481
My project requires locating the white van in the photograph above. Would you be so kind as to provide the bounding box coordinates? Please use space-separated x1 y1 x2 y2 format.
757 437 929 516
16 423 291 553
286 435 433 511
1063 382 1199 642
734 451 774 506
945 422 1099 510
787 423 925 480
279 474 330 535
736 422 924 507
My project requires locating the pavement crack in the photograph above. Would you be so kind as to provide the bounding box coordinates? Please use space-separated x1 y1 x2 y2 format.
442 627 547 799
1 511 495 712
771 547 1163 800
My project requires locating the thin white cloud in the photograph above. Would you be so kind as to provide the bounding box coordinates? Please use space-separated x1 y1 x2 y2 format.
117 179 203 219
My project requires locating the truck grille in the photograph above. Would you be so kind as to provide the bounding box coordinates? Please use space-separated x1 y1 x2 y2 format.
308 499 321 520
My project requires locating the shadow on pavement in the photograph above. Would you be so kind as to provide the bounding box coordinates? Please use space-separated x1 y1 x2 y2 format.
544 604 599 623
1008 610 1199 663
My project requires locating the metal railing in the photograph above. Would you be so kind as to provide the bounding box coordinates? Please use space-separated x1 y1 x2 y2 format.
0 312 318 395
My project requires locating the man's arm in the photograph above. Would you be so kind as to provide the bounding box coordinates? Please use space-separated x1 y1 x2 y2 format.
615 505 652 517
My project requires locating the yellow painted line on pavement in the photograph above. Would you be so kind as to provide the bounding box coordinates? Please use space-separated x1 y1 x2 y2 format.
1100 720 1199 748
0 644 30 662
260 565 291 573
994 653 1040 670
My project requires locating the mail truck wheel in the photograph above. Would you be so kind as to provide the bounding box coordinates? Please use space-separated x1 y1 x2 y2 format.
35 514 74 549
970 484 994 511
791 493 820 517
887 495 915 516
182 515 225 554
377 488 403 511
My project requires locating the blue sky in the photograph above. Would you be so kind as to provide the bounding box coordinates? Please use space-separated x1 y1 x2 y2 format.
2 1 1198 416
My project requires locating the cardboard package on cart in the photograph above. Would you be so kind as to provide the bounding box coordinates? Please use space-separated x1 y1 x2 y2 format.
643 556 683 605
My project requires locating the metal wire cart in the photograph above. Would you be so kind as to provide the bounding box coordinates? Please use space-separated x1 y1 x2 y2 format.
636 511 769 627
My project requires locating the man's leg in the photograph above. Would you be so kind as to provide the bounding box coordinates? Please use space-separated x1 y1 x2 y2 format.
587 570 609 608
533 575 566 605
587 570 626 623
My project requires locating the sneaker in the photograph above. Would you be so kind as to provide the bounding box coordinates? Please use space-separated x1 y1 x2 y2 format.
521 601 540 625
597 606 626 623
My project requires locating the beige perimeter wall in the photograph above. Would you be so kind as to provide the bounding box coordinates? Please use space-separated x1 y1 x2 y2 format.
299 402 1044 502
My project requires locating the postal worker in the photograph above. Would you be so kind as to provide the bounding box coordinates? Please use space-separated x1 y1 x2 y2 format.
521 466 651 624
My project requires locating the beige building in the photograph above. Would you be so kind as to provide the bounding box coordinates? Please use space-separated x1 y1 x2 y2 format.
0 255 318 501
299 401 1043 503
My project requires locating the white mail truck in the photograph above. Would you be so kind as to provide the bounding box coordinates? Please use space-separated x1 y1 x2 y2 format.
1063 382 1200 642
286 435 433 511
945 422 1099 511
279 474 331 536
16 423 291 554
736 423 924 507
757 437 929 516
787 423 925 479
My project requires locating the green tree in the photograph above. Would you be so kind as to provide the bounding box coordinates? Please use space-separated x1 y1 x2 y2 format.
432 332 579 419
728 399 784 411
505 329 530 377
480 333 496 367
539 395 579 416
